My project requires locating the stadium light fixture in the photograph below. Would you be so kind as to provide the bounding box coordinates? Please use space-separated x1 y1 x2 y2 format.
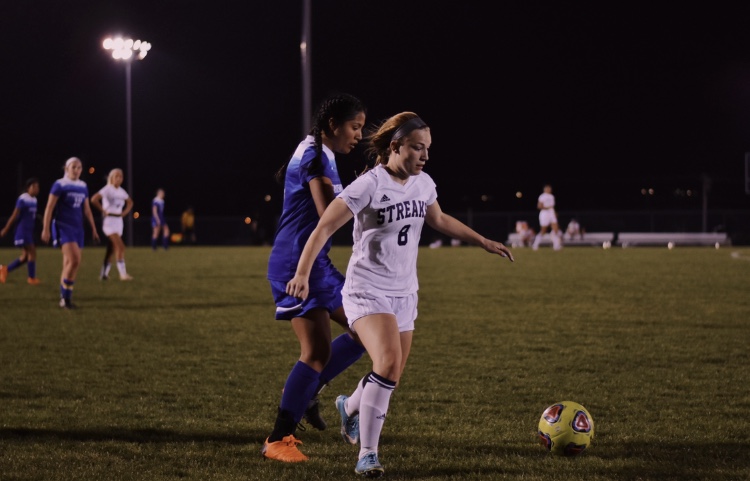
102 36 151 246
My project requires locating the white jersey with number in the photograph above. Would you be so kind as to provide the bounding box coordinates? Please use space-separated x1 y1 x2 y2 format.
339 164 437 296
97 184 130 215
97 184 130 236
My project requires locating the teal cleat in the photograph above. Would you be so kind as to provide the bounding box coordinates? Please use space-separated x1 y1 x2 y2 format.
335 395 359 445
355 451 384 478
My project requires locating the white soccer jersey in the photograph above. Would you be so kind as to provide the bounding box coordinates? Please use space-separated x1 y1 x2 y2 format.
538 192 555 209
340 164 437 296
97 184 130 215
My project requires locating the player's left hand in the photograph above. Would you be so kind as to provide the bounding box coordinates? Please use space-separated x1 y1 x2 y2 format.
484 239 514 262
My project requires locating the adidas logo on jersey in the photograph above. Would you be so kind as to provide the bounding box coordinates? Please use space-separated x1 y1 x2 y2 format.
380 195 391 202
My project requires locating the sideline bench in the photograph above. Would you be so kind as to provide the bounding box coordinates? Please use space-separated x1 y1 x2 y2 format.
617 232 730 247
506 232 614 247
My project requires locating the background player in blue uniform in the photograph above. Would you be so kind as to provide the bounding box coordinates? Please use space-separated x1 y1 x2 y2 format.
41 157 100 308
0 177 41 285
262 93 368 462
151 188 169 250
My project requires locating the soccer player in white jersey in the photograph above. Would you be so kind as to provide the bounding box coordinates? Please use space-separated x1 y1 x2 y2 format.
532 183 563 251
90 168 134 281
41 157 100 309
285 112 514 477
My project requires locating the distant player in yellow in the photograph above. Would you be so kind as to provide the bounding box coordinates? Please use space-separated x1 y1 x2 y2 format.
181 206 196 244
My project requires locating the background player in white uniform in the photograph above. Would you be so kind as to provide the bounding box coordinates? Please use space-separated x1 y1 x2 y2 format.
0 177 41 285
90 168 134 281
285 112 514 477
41 157 100 308
565 217 584 241
532 183 562 250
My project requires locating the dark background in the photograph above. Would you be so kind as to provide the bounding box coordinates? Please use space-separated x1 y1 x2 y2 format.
2 2 750 231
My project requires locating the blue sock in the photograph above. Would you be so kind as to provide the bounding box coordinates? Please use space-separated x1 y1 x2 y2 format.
319 334 366 388
280 361 320 423
28 261 36 278
162 235 169 249
60 279 74 301
8 258 23 272
151 237 157 250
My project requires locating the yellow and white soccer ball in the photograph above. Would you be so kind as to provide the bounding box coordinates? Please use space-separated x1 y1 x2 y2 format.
537 400 594 456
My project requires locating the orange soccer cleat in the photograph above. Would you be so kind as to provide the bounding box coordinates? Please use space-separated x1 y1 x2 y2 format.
261 435 309 463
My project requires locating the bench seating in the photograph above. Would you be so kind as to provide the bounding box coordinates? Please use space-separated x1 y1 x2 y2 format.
506 231 730 247
506 232 614 247
617 232 729 247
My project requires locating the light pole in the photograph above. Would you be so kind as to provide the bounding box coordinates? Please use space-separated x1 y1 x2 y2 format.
102 37 151 246
301 0 311 136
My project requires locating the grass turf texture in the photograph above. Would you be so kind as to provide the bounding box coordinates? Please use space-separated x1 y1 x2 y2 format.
1 245 749 481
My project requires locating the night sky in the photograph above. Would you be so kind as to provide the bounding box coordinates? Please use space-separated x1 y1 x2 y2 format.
3 2 750 225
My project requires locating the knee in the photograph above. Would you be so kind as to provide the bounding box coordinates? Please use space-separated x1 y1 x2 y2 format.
373 354 403 381
299 345 332 371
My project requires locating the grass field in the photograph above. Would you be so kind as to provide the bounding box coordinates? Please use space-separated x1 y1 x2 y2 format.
1 245 749 481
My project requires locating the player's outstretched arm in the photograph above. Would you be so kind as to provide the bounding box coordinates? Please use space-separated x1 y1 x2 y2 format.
425 200 514 262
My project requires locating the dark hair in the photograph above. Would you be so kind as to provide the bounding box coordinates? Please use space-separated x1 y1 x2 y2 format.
274 92 367 185
24 177 40 190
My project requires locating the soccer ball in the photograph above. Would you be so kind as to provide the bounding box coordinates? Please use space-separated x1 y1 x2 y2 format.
537 401 594 456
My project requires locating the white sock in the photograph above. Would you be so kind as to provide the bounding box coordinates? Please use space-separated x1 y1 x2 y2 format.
358 373 396 458
346 376 367 415
117 260 128 277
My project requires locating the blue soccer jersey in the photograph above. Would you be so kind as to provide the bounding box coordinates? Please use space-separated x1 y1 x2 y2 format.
50 177 89 230
152 197 165 225
13 192 37 245
267 136 343 281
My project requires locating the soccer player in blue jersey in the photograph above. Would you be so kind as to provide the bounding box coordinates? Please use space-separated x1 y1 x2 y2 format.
262 93 368 463
0 177 41 285
41 157 100 308
151 188 169 250
285 112 514 476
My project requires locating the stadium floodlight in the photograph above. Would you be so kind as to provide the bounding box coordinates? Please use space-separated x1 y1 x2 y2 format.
103 37 151 60
102 36 151 246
